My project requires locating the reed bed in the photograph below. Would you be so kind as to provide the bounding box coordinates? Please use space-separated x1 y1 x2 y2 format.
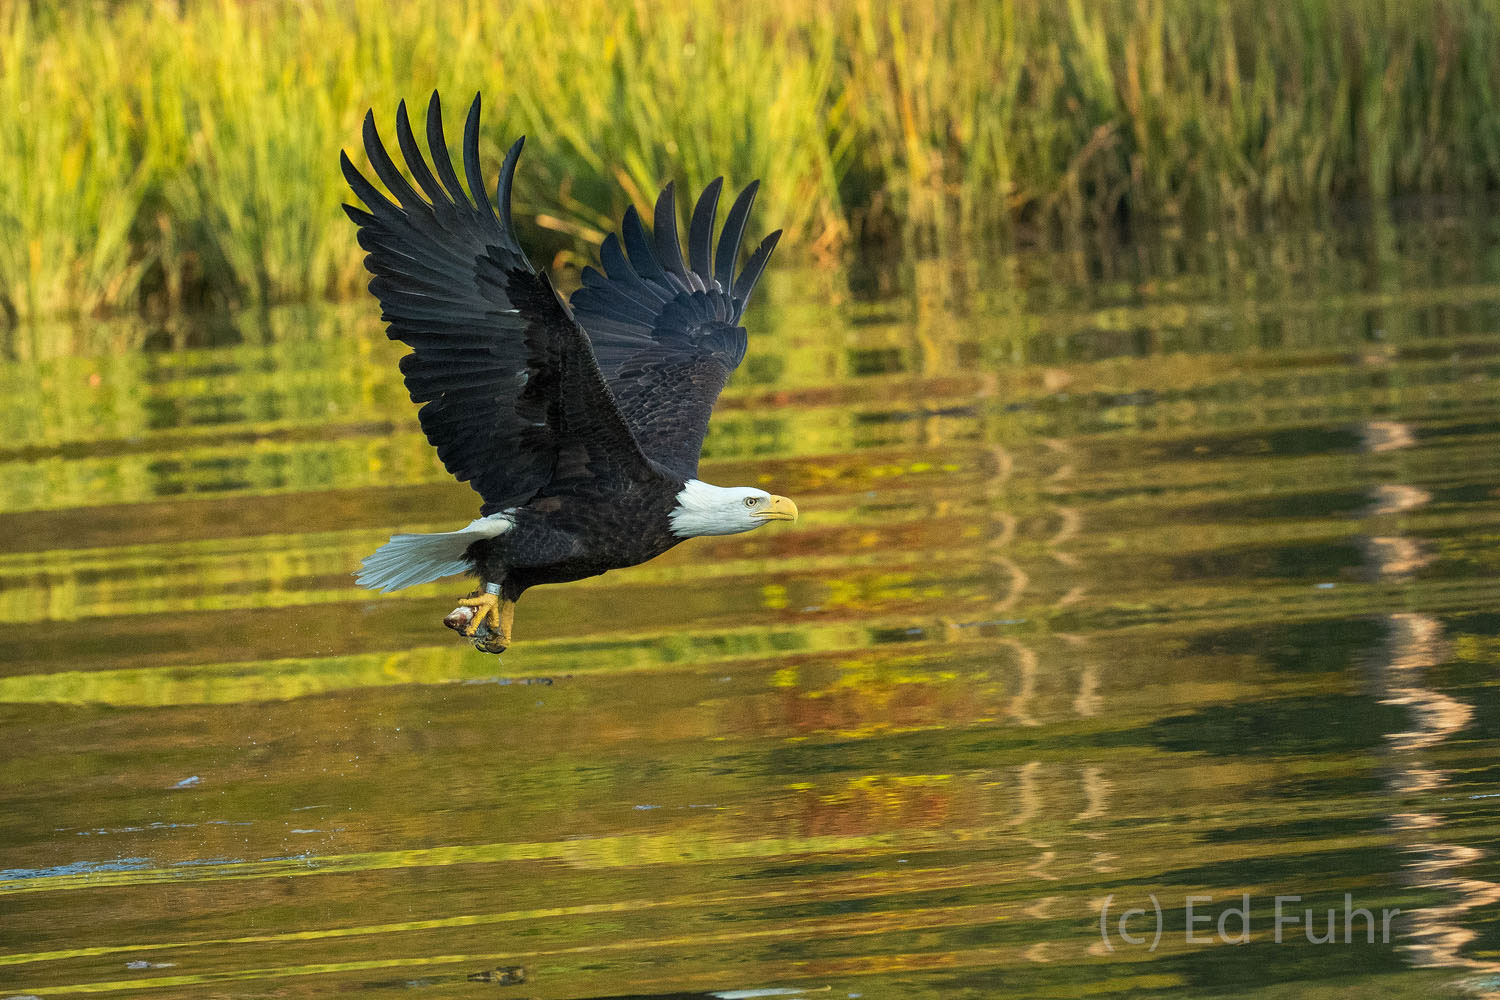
3 0 1500 325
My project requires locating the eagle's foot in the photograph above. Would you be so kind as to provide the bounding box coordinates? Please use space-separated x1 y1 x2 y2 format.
444 585 513 655
457 592 502 636
471 630 510 655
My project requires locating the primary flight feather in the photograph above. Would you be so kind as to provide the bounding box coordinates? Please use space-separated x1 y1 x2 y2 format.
343 92 796 653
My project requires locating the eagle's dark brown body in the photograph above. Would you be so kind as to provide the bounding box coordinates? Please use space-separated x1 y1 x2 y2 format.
466 481 686 601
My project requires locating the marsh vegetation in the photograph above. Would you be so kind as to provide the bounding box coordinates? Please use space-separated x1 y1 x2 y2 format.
5 0 1500 327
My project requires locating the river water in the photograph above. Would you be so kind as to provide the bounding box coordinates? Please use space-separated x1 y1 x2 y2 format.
3 214 1500 998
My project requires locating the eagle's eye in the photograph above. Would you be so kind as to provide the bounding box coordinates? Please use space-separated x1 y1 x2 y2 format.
744 497 758 507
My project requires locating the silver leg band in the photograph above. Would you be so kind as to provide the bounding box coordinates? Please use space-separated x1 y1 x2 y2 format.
483 582 502 596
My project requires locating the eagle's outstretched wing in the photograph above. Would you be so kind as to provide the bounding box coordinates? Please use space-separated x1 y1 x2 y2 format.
342 93 650 516
569 181 782 481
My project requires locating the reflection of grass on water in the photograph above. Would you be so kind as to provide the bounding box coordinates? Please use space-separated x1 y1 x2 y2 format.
5 0 1500 327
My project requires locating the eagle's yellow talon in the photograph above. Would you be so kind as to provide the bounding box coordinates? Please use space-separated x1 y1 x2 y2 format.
458 592 501 637
450 589 515 652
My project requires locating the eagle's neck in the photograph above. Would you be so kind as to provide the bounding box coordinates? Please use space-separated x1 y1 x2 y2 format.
668 479 754 538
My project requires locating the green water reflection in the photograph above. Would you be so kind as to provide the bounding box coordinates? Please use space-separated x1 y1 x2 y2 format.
3 214 1500 998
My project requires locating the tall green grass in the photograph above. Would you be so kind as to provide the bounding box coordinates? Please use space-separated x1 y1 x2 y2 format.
3 0 1500 326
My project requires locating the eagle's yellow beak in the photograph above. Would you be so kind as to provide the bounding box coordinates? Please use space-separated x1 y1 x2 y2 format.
753 495 799 522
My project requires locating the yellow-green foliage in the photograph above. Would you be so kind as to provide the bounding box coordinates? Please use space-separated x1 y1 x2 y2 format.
3 0 1500 324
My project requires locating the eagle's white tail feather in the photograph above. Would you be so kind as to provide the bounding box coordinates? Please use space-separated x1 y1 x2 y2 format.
355 514 514 593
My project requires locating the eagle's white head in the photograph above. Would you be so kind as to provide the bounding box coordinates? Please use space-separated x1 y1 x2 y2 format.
668 479 800 538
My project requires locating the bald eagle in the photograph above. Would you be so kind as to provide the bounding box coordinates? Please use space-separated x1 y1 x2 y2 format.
342 94 798 653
